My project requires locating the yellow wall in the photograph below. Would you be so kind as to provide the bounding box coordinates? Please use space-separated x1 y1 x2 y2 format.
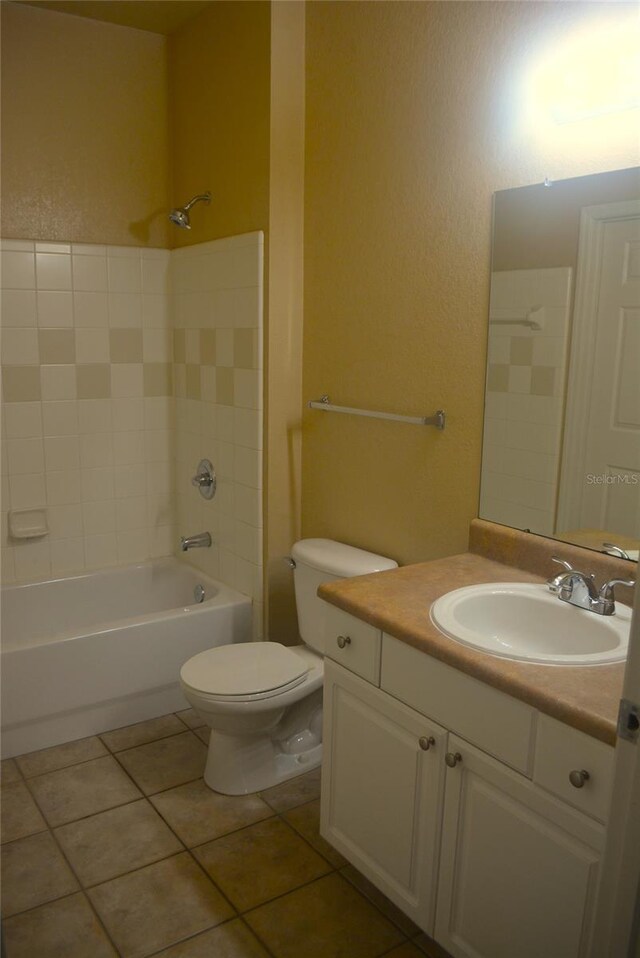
0 2 170 247
302 0 640 566
266 1 305 643
168 1 271 248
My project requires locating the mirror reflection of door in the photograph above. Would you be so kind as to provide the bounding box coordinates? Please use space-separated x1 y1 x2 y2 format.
557 201 640 551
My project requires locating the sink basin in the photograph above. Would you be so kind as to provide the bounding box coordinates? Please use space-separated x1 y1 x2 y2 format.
430 582 631 666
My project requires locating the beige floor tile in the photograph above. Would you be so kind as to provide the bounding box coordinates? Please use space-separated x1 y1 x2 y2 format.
1 781 47 844
101 714 187 752
116 731 207 795
194 726 209 745
384 944 427 958
152 919 270 957
150 778 273 847
1 830 79 917
175 708 205 729
1 758 21 784
341 864 421 936
194 817 332 912
27 755 142 827
2 892 117 958
413 932 454 957
15 736 108 778
54 799 183 886
88 852 234 958
283 798 347 868
259 766 322 812
245 872 405 958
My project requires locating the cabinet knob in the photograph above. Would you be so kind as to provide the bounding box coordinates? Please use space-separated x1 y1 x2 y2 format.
419 736 436 751
336 635 351 649
445 751 462 768
569 769 590 789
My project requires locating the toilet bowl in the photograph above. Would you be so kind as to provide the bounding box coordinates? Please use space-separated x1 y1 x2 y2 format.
180 538 397 795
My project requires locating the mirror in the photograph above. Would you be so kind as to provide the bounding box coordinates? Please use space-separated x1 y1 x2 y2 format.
480 167 640 561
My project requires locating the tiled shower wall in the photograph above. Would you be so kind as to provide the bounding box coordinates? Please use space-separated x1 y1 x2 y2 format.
0 240 174 582
172 233 264 639
480 267 572 536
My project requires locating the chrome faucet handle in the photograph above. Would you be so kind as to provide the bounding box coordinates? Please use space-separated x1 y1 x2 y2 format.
602 543 632 560
548 556 575 593
597 577 636 614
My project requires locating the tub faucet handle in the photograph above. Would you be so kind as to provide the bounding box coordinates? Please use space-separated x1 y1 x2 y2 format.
191 459 216 500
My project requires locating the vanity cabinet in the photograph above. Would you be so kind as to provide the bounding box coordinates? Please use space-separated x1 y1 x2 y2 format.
321 660 447 928
321 624 612 958
436 735 603 958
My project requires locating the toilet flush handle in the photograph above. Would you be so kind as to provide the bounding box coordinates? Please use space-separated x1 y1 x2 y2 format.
337 635 351 649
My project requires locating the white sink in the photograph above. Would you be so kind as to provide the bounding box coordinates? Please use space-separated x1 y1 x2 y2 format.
430 582 631 666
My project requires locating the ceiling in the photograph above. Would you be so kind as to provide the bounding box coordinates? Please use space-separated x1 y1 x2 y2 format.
14 0 213 35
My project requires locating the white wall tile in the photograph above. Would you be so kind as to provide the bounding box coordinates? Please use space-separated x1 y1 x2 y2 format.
9 474 46 509
82 500 116 535
73 292 109 327
40 365 76 401
78 399 112 435
72 256 108 292
111 364 143 398
5 402 43 439
14 538 51 580
2 328 39 364
81 467 115 502
1 251 35 289
46 470 82 506
37 291 73 327
108 256 141 293
36 253 72 291
44 436 80 472
112 398 144 432
75 328 110 363
108 293 142 328
42 400 79 438
48 504 83 540
50 537 85 575
80 433 113 469
84 533 117 569
1 290 37 327
7 438 44 475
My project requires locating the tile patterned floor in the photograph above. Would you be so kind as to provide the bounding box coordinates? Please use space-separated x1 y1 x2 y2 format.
0 709 451 958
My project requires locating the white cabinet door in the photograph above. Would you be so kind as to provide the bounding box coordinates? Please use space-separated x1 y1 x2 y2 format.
435 736 605 958
321 659 447 933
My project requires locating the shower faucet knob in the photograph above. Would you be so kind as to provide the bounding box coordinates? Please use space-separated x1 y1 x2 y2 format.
191 459 216 500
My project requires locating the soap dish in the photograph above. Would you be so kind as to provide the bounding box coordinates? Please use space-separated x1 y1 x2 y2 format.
9 508 48 539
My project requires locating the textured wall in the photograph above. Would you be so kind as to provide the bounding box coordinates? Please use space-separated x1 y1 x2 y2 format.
302 0 640 567
168 1 271 248
0 3 170 248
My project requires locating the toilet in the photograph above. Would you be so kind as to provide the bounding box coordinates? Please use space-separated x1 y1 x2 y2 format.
180 538 397 795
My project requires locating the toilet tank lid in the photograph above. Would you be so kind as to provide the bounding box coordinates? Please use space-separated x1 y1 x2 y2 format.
291 538 398 577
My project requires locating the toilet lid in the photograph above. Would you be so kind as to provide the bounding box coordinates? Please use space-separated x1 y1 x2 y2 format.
180 642 310 697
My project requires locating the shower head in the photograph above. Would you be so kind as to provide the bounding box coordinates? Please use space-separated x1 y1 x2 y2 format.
168 191 211 229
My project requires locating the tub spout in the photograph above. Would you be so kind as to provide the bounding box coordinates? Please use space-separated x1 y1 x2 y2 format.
180 532 212 552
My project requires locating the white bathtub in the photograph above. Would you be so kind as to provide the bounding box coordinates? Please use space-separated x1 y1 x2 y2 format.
1 558 252 757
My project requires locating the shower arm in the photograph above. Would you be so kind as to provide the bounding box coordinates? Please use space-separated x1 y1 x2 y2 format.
183 192 211 211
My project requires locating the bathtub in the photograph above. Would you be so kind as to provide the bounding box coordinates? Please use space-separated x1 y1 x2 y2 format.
1 558 252 758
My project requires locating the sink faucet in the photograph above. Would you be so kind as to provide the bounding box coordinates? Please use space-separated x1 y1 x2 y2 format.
548 556 635 616
180 532 212 552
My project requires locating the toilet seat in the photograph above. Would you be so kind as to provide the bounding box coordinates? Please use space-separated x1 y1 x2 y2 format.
180 642 310 703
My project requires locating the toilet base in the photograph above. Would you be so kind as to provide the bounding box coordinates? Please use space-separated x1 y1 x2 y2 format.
204 732 322 795
202 688 323 795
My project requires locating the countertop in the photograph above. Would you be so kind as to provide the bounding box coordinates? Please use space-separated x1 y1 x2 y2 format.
318 551 625 746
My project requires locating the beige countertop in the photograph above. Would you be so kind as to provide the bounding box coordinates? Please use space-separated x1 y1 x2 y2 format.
318 551 625 746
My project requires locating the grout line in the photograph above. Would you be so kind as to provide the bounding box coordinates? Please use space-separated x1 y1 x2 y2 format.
99 726 191 755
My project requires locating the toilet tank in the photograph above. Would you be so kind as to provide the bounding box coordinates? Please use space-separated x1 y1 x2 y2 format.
291 538 398 655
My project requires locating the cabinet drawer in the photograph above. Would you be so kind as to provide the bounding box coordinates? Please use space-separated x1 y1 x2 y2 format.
533 714 614 823
323 604 382 685
381 634 535 774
